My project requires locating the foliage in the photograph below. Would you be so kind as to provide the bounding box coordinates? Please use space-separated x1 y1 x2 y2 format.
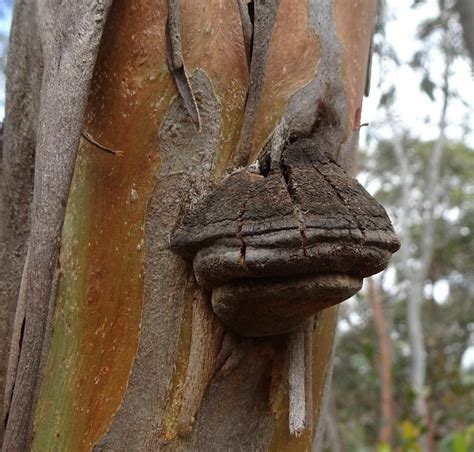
328 0 474 447
332 138 474 450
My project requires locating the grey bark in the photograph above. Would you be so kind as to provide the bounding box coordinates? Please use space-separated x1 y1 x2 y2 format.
2 1 113 450
457 0 474 64
0 0 42 442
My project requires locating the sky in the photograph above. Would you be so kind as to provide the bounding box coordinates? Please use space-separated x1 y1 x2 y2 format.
0 0 12 116
361 1 474 148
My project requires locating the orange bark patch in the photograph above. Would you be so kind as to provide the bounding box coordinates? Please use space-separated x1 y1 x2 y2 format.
333 0 377 137
180 0 249 175
33 1 173 449
33 0 250 450
251 0 320 160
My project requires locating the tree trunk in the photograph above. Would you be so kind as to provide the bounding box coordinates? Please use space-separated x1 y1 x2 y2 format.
322 392 345 452
390 46 450 450
1 1 376 450
368 277 394 446
457 0 474 64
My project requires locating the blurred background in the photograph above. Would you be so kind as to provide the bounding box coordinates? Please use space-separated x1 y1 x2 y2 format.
329 1 474 451
0 0 472 451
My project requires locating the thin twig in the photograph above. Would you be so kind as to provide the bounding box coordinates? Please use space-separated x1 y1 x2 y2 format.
81 131 123 156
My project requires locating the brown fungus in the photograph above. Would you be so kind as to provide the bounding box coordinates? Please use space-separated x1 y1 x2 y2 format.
171 139 400 336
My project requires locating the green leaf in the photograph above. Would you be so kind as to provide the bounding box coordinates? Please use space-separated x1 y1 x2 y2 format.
420 75 436 101
452 431 467 452
377 442 392 452
379 86 396 107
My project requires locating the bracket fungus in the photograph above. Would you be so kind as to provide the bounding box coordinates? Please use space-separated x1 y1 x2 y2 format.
171 139 400 336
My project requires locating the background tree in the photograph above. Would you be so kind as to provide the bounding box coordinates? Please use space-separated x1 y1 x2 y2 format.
330 139 474 451
327 1 474 450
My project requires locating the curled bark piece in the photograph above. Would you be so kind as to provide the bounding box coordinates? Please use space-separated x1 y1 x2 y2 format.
288 325 305 436
178 291 225 437
170 139 400 336
237 0 253 69
166 0 202 132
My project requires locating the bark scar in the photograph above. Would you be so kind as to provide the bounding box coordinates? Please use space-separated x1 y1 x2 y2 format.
237 201 247 267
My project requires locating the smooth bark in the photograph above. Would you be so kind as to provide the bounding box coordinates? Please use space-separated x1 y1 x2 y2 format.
2 1 113 450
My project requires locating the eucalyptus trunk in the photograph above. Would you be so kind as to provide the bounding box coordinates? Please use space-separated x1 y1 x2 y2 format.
1 1 376 450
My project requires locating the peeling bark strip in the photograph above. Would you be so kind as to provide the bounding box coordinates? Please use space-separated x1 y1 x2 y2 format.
3 254 28 423
237 0 254 68
303 317 314 429
166 0 202 131
236 0 281 166
177 292 225 437
2 1 113 450
288 326 306 436
81 131 123 155
288 318 314 436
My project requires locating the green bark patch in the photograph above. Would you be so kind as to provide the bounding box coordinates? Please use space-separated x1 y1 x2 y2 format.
32 1 175 449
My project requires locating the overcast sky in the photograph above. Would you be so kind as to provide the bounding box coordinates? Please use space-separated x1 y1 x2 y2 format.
361 1 474 147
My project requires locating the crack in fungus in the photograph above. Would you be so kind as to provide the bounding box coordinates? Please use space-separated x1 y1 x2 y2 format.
280 157 308 256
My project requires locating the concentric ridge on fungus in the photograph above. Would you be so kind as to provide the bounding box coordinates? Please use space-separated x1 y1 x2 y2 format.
171 139 400 336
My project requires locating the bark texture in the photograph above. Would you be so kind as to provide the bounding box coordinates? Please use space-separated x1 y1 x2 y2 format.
1 0 378 450
457 0 474 64
2 1 113 450
0 1 42 440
